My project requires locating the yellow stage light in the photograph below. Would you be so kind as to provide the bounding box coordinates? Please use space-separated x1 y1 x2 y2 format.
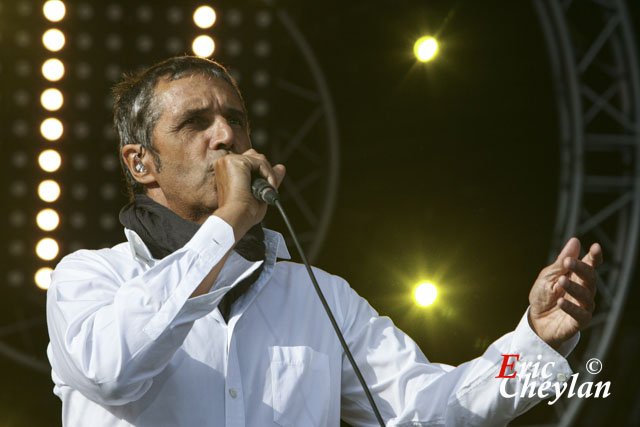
192 35 215 57
39 149 62 172
193 6 216 29
35 267 54 290
43 29 65 51
38 180 61 202
43 1 66 22
414 36 438 62
41 88 64 111
41 118 64 141
42 58 65 81
414 282 438 307
37 209 60 231
36 238 59 261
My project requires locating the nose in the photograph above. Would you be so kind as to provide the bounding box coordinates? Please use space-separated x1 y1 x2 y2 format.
208 116 234 152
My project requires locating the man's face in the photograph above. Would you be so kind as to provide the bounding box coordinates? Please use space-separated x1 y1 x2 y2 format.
147 73 251 223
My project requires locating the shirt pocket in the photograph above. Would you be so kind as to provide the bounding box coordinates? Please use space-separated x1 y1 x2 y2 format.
269 345 330 427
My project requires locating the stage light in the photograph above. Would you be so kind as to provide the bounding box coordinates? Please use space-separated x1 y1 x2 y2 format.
43 1 66 22
36 238 59 261
38 180 61 202
414 36 438 62
193 6 216 28
42 58 65 81
37 208 60 231
414 282 438 307
43 29 65 51
41 118 64 141
39 149 62 172
35 267 53 290
192 35 215 57
41 88 64 111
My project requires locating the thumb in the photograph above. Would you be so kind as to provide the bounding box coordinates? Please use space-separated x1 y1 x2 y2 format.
273 164 286 189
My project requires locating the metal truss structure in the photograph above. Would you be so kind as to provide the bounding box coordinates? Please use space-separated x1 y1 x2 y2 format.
527 0 640 425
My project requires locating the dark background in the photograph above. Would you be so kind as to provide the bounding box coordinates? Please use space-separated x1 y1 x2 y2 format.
1 0 639 425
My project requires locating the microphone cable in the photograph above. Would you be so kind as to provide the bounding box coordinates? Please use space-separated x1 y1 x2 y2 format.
252 178 386 427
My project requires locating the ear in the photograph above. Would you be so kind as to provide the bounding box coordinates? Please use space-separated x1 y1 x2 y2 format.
122 144 157 186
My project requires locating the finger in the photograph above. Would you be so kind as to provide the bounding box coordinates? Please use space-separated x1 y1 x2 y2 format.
559 276 595 312
272 164 286 188
563 258 597 291
558 297 592 328
242 151 278 187
550 238 581 275
583 243 603 269
556 237 581 262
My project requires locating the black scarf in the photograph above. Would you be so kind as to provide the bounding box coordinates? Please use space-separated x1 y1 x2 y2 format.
119 194 265 322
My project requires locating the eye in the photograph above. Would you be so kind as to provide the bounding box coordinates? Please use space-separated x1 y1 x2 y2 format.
227 115 246 127
182 116 207 129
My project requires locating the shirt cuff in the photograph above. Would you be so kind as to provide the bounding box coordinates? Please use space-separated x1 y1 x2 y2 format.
185 215 236 257
505 307 576 400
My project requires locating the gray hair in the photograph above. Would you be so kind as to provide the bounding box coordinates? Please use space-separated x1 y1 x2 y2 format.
112 56 246 198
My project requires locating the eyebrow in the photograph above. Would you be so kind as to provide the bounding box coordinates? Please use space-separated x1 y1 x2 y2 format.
174 105 247 124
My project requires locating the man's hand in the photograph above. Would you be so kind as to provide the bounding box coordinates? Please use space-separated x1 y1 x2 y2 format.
212 149 286 242
528 238 603 350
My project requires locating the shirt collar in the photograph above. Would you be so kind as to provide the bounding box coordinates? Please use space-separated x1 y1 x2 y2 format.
124 225 291 264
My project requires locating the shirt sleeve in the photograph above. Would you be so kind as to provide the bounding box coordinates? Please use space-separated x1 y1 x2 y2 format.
335 279 576 427
46 215 235 406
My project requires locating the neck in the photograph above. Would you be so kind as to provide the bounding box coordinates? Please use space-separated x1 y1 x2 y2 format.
145 188 210 225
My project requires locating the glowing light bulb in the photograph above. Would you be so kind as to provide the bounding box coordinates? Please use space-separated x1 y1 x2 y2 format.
42 58 65 81
35 267 54 290
39 149 62 172
37 209 60 231
414 36 438 62
36 238 59 261
192 35 215 57
38 180 61 202
43 29 65 51
41 88 64 111
414 282 438 307
43 1 66 22
41 118 64 141
193 6 216 29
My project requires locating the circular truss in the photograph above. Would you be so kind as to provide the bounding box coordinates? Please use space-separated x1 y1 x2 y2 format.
522 0 640 425
261 5 340 262
0 1 339 372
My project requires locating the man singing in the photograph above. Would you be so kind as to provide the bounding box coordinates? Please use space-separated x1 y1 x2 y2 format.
46 56 602 426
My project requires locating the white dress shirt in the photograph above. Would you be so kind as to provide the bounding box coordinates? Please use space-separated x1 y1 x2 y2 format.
46 215 576 426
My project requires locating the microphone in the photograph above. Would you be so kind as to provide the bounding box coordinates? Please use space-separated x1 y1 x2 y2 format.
251 177 279 205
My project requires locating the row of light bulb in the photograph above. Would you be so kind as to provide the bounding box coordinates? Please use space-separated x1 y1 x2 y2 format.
33 3 220 288
192 6 216 58
35 0 67 290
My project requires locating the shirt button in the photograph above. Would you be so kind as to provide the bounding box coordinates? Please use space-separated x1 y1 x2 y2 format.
557 373 567 382
229 388 238 399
